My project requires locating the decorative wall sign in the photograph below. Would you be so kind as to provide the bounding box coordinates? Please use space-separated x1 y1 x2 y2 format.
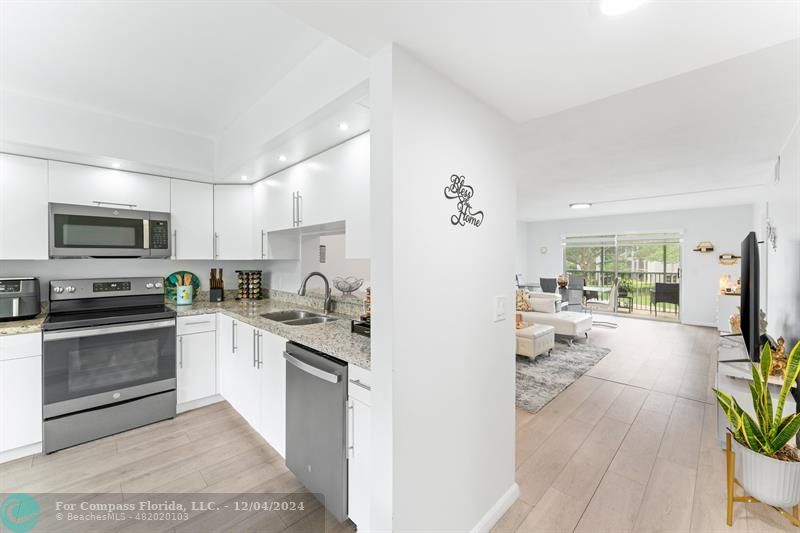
444 174 484 228
693 241 715 253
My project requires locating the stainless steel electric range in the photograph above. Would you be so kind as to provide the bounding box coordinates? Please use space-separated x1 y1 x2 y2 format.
42 277 177 454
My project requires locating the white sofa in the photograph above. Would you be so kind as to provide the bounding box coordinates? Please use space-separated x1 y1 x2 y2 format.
520 292 592 344
516 323 556 359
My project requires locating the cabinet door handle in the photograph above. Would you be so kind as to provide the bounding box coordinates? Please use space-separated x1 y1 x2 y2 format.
173 229 177 259
182 320 211 326
258 332 263 368
214 232 219 258
292 192 297 227
252 330 258 368
347 399 355 459
349 378 371 391
179 336 183 368
232 321 237 353
261 230 266 259
297 193 303 226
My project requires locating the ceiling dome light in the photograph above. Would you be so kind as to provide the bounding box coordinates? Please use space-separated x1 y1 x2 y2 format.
570 202 592 209
111 162 121 169
240 175 248 181
279 155 287 162
338 122 349 131
599 0 645 16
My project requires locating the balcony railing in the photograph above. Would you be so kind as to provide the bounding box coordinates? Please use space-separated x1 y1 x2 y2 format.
565 269 680 314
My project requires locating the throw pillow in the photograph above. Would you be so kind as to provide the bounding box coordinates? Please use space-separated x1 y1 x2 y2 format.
516 288 532 312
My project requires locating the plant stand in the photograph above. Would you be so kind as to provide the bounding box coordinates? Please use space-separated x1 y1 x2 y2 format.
726 433 800 527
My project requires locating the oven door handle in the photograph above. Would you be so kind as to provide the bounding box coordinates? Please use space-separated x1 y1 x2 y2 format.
43 319 176 341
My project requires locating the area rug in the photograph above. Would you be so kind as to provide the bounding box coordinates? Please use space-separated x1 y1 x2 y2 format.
516 342 611 413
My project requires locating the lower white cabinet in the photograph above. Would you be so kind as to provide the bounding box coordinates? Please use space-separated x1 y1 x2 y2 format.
177 331 217 405
0 332 43 459
256 330 286 457
348 366 372 531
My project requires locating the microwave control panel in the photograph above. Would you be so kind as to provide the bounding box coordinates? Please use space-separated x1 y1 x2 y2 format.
149 220 169 250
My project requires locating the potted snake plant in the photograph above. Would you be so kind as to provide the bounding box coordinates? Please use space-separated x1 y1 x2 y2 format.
714 339 800 507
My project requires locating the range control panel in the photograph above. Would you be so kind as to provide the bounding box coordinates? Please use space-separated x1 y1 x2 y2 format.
93 281 131 293
50 277 165 300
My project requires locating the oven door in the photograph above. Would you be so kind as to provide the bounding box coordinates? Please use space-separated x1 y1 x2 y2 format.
42 319 176 418
49 203 150 258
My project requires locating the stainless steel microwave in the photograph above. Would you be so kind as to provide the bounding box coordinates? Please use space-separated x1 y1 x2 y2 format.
49 203 171 258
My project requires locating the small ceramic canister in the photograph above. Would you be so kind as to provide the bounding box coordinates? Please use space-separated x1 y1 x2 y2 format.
176 285 193 305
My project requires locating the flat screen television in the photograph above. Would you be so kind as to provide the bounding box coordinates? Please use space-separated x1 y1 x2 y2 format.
740 231 760 362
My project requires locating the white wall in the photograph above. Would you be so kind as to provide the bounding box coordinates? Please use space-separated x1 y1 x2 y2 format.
0 89 215 179
522 204 754 327
370 45 518 531
754 121 800 344
515 221 528 280
0 259 301 296
301 233 370 290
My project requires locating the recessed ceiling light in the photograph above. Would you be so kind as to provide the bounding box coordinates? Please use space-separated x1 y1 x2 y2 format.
279 155 287 162
338 122 349 131
599 0 645 16
111 162 121 169
240 175 248 181
569 203 592 209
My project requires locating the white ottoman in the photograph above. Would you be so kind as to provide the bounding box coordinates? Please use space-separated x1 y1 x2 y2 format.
516 324 556 359
519 311 593 343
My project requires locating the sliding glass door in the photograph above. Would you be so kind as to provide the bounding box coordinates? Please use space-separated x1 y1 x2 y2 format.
563 233 681 317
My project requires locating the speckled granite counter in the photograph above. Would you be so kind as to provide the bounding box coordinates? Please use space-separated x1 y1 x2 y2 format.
167 299 371 370
0 310 47 336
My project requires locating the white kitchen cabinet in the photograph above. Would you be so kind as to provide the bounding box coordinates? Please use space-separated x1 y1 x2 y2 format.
49 160 170 212
218 314 253 414
261 172 296 233
348 365 372 531
0 154 49 259
177 331 217 405
256 330 286 457
217 314 236 402
342 134 370 258
0 332 43 461
213 185 254 259
171 179 214 259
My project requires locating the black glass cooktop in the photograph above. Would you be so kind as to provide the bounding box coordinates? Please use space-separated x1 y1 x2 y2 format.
43 305 176 331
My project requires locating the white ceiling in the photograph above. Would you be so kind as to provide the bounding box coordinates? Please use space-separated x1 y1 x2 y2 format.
516 39 800 221
277 0 800 123
0 1 325 137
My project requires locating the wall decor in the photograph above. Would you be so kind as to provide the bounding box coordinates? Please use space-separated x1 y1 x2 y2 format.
693 241 715 253
718 253 741 266
444 174 484 228
767 218 778 251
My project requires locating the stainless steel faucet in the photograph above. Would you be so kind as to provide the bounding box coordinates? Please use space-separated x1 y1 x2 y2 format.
298 272 331 314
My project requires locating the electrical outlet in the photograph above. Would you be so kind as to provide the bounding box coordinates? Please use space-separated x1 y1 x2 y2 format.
494 295 506 322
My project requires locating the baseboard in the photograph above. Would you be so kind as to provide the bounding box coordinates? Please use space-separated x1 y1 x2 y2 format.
470 482 520 533
0 442 42 464
680 319 716 328
177 394 224 414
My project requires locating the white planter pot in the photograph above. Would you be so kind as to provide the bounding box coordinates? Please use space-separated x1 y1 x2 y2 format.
734 438 800 508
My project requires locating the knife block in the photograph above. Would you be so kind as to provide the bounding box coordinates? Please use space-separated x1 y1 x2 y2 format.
209 288 224 302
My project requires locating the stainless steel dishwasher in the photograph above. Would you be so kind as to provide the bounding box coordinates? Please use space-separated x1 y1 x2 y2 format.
284 342 349 522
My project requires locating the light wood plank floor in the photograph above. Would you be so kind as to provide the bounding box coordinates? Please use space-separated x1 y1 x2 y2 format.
0 400 355 533
498 315 795 533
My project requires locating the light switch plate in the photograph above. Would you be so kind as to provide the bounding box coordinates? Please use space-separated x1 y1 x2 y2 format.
494 295 506 322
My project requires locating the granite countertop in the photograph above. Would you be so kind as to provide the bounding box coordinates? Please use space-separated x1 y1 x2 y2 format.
167 299 371 370
0 310 47 336
0 299 370 370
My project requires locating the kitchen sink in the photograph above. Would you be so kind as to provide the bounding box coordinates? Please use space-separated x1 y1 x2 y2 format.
282 316 338 326
261 310 326 322
260 310 337 326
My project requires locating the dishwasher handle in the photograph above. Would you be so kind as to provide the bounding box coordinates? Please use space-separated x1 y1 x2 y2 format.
283 351 341 384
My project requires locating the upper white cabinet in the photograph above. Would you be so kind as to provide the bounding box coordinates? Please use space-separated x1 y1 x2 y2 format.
0 154 49 259
49 160 170 212
213 185 254 259
171 179 214 259
256 133 370 258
